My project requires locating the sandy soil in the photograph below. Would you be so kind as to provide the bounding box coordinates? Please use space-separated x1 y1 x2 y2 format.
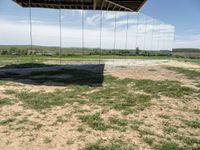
0 59 199 150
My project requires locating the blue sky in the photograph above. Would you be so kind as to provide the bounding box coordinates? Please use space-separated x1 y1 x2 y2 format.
0 0 199 49
141 0 200 48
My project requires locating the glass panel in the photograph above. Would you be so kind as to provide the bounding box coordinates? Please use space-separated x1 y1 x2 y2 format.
0 0 29 51
0 0 176 62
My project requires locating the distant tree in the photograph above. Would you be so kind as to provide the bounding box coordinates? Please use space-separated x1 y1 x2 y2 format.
10 47 17 53
136 47 140 55
1 50 8 55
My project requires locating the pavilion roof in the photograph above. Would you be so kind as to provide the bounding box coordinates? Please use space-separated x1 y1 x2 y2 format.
13 0 147 11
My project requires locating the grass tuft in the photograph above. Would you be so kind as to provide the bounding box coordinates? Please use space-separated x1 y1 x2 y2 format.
109 117 128 127
155 141 181 150
0 118 16 125
79 113 109 131
0 98 12 107
83 140 134 150
163 126 177 134
143 137 154 146
166 67 200 80
183 120 200 128
133 79 194 98
158 114 170 119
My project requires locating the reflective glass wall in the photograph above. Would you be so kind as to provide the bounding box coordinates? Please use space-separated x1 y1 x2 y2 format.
60 10 175 51
0 2 175 58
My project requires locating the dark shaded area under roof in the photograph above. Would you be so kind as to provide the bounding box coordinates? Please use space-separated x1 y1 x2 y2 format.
13 0 147 11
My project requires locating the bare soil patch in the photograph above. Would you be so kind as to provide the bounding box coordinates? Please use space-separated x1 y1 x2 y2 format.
0 59 199 150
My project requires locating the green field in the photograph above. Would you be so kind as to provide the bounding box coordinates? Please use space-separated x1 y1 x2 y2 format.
0 48 200 149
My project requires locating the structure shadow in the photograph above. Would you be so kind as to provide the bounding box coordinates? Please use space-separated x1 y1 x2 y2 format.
0 63 105 87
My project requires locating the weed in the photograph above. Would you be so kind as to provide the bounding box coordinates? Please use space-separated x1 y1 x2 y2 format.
56 115 68 124
33 124 43 130
109 117 128 127
155 141 181 150
15 126 26 131
139 129 156 136
193 109 200 114
79 113 109 131
175 134 200 145
130 119 144 130
163 126 177 134
148 69 157 71
16 90 72 109
183 120 200 128
143 137 154 146
133 79 194 98
0 98 12 107
0 80 7 85
0 118 16 125
83 139 134 150
166 67 200 80
66 139 74 145
4 89 17 95
44 137 52 144
158 114 170 119
77 125 85 132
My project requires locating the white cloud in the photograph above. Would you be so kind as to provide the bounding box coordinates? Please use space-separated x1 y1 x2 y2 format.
0 18 183 51
174 34 200 48
18 19 44 24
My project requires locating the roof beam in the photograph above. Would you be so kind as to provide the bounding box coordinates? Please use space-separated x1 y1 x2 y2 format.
13 0 147 11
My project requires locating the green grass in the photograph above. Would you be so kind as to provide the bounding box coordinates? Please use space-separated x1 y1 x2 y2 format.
55 114 69 124
33 124 43 130
0 98 12 107
183 120 200 128
158 114 171 119
163 126 177 134
175 58 200 65
83 140 134 150
77 125 85 132
66 139 74 145
133 79 194 98
155 141 181 150
175 134 200 145
4 89 17 95
109 117 128 127
108 117 128 131
130 119 144 130
0 80 7 85
143 137 154 146
79 113 130 131
2 69 196 114
4 74 153 113
16 90 72 109
0 54 172 62
15 117 43 131
193 109 200 114
0 54 199 67
44 137 52 144
138 129 156 136
0 118 16 125
166 67 200 80
79 113 109 131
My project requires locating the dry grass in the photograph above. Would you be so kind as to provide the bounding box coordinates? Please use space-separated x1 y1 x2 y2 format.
0 60 199 150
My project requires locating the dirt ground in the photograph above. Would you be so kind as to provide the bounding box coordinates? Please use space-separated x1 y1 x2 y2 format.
0 59 200 150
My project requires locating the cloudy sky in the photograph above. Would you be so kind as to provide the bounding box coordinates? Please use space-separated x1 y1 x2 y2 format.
141 0 200 49
0 0 199 50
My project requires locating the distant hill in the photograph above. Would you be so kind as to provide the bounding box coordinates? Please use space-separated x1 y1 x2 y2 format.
173 48 200 53
172 48 200 58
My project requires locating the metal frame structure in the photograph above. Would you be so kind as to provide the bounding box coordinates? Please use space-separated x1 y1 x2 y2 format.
12 0 174 65
15 0 147 64
14 0 147 12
